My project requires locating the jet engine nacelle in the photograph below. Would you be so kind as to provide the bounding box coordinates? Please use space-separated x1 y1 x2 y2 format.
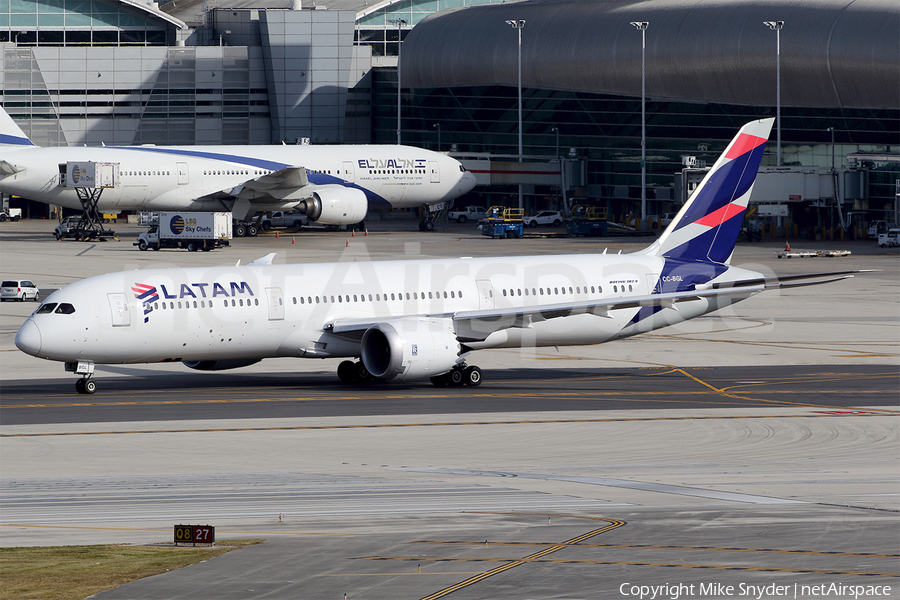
183 359 262 371
296 185 367 225
361 318 459 381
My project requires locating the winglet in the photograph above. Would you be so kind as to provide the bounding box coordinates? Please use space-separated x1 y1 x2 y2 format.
248 252 278 266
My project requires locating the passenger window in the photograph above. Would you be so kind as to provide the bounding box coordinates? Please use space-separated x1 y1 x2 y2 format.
55 303 76 314
405 293 410 300
37 303 57 314
629 285 633 292
443 291 448 299
231 299 236 306
451 291 455 298
338 295 342 303
316 296 320 304
368 294 373 301
330 296 335 303
193 301 198 308
428 292 432 299
591 286 596 293
503 289 507 297
391 293 395 300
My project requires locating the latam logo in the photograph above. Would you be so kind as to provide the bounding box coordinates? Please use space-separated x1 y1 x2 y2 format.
131 281 255 322
358 158 427 170
132 283 159 323
169 215 186 235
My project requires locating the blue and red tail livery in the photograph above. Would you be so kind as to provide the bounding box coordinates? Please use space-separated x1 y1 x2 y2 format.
651 118 774 265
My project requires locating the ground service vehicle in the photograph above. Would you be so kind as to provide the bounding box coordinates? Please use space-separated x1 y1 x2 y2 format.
449 206 486 223
263 211 307 229
1 279 39 301
135 212 232 251
0 207 21 221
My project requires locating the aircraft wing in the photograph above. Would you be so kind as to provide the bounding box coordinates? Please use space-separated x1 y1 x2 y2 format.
195 166 314 213
327 270 868 342
327 284 766 343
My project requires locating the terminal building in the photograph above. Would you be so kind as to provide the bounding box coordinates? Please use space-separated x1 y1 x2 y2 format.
2 0 898 236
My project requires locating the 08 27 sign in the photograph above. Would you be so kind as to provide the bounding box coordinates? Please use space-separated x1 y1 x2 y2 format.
174 524 215 546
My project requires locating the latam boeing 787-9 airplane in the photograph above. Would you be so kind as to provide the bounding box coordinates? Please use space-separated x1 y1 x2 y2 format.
14 118 858 393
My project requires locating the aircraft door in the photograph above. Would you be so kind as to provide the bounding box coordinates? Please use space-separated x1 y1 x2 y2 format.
265 287 284 321
646 274 660 294
476 280 494 309
107 293 131 327
429 161 440 183
176 162 189 185
342 161 354 184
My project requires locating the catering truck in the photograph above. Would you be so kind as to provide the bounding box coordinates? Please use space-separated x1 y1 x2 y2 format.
135 212 232 251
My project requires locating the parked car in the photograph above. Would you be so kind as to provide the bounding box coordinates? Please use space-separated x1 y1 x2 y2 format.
1 279 40 302
878 228 899 248
523 210 564 227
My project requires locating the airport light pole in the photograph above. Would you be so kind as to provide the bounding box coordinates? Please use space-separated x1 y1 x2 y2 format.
764 20 783 166
826 126 835 171
433 123 441 151
630 20 649 223
389 18 407 145
506 19 526 210
551 126 559 158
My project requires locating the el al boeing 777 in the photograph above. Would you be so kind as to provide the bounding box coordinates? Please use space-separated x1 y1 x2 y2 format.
15 119 859 394
0 107 476 226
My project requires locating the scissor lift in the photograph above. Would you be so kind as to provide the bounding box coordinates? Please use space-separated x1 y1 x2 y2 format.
59 161 118 241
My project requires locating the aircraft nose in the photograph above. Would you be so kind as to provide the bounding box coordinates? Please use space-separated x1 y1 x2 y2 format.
461 171 477 193
15 319 42 356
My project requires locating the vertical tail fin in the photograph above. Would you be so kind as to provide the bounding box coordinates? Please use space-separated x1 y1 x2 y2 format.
0 106 34 148
648 118 774 264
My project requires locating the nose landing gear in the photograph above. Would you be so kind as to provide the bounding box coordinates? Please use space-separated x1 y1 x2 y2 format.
75 377 97 394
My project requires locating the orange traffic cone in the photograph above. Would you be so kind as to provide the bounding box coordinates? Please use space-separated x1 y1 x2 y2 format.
785 240 791 251
275 231 279 238
364 229 368 236
291 236 295 244
352 230 356 237
346 238 349 247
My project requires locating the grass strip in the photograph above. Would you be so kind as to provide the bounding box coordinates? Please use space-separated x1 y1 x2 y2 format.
0 539 262 600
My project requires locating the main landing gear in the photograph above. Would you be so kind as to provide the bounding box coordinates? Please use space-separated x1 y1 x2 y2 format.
335 360 483 387
337 360 372 383
430 363 482 387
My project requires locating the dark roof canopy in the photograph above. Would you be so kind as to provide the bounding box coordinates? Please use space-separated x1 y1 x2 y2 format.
402 0 900 109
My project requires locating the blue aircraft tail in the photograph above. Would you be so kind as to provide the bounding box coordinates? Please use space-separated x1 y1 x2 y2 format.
648 118 774 265
0 106 34 147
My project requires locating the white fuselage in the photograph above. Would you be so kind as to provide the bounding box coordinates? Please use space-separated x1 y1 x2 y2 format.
16 253 759 366
0 144 474 212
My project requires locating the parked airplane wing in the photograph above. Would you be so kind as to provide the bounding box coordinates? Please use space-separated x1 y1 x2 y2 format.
195 166 311 205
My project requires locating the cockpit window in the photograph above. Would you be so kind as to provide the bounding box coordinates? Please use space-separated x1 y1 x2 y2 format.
36 303 57 314
55 303 76 314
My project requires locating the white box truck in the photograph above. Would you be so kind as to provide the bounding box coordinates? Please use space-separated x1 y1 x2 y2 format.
135 212 232 251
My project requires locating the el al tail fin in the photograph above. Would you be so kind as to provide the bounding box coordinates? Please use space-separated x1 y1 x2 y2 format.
647 118 774 264
0 106 34 148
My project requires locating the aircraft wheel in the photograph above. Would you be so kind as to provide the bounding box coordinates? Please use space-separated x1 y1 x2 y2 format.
425 220 434 231
234 224 247 237
447 368 465 387
464 365 482 387
84 379 97 394
337 360 357 383
247 225 259 237
75 379 86 394
354 361 371 382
